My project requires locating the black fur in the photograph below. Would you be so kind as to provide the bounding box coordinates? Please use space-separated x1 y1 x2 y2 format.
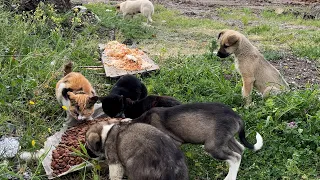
99 94 125 118
62 88 73 100
100 74 148 117
110 74 147 101
100 95 181 118
124 95 181 118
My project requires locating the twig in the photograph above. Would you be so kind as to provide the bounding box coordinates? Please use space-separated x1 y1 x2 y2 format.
79 66 103 68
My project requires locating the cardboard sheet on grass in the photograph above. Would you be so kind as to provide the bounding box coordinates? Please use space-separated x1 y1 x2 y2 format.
99 43 159 78
41 103 107 179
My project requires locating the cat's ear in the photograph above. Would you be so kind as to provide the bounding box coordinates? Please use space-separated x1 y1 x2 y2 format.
88 96 98 107
67 92 76 99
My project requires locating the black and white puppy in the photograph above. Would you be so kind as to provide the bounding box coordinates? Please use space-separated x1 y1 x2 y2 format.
100 74 147 118
132 102 263 180
85 121 189 180
103 95 181 119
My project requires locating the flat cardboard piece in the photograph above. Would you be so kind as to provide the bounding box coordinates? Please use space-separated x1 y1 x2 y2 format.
99 43 159 78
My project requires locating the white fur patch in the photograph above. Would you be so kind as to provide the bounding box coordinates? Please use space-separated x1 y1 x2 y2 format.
235 140 245 152
109 163 124 180
254 132 263 151
101 124 115 146
57 83 70 107
224 153 241 180
120 118 132 122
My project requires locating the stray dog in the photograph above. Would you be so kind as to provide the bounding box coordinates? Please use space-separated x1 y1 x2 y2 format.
100 74 147 118
116 0 154 23
217 29 289 106
85 121 189 180
133 102 263 180
101 95 181 118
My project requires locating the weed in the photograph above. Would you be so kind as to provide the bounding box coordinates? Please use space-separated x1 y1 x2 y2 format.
247 24 272 34
0 2 319 180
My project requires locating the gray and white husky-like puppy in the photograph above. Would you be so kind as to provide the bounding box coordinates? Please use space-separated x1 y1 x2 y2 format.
85 121 189 180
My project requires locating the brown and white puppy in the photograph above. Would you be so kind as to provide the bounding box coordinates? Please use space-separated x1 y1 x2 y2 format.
116 0 154 23
133 102 263 180
85 121 189 180
217 29 289 106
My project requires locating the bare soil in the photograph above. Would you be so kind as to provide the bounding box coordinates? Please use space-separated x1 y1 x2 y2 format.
156 0 320 88
77 0 319 87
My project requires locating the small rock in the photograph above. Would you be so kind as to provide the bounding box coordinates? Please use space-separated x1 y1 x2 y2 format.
0 137 20 158
275 8 284 15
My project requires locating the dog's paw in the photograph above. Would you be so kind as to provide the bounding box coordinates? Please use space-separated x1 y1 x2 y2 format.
244 101 255 109
142 22 152 27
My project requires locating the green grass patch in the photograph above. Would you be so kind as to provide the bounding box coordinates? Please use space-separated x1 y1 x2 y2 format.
247 24 272 34
0 2 319 180
154 5 226 29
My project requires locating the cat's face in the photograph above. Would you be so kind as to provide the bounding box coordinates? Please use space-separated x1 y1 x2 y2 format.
67 92 98 121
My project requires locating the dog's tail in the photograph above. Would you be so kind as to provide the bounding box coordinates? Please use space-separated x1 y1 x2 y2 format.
63 62 73 76
238 122 263 151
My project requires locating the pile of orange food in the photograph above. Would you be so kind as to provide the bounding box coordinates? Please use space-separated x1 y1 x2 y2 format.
104 41 152 71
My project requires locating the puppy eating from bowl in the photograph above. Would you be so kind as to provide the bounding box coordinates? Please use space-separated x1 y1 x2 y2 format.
217 29 289 107
85 121 189 180
116 0 154 24
132 102 263 180
100 95 181 119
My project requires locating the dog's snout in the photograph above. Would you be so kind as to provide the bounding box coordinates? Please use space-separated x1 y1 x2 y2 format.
217 51 230 58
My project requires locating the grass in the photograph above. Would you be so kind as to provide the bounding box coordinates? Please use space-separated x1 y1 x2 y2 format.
0 2 319 180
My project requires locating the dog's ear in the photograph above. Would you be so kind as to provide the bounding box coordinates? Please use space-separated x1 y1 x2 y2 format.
226 34 240 46
87 133 101 152
115 4 120 10
218 30 226 40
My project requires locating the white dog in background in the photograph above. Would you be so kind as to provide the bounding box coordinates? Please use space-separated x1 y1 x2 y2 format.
116 0 154 23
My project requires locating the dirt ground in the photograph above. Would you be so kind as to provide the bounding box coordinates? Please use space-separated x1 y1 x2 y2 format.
75 0 319 88
158 0 320 88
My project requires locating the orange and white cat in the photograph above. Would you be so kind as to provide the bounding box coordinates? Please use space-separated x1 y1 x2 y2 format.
55 62 98 122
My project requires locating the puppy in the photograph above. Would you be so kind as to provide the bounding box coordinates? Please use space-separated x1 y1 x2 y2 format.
133 102 263 180
217 29 289 106
116 0 154 23
85 122 189 180
101 95 181 118
100 74 148 118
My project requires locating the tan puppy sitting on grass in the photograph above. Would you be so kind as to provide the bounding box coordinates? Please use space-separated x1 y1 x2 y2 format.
116 0 154 24
217 29 289 107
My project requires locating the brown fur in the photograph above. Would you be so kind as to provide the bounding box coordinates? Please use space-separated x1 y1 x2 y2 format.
55 63 98 122
217 29 289 106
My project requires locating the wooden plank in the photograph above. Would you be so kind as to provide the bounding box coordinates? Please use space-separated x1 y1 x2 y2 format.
98 43 160 78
